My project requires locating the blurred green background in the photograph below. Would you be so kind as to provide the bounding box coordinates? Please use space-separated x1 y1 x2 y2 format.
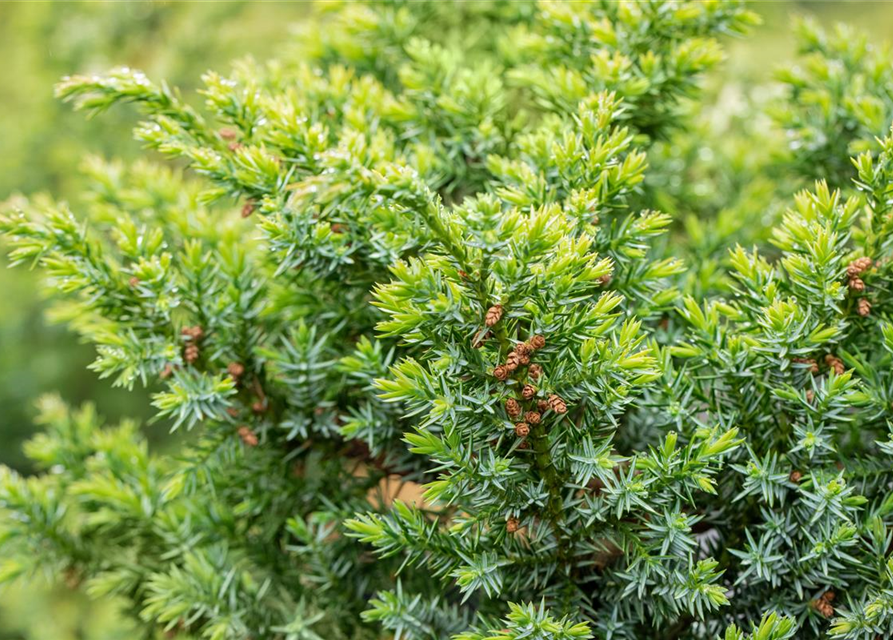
2 2 893 638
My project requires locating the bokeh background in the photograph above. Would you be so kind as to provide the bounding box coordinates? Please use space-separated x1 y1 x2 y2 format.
2 2 893 638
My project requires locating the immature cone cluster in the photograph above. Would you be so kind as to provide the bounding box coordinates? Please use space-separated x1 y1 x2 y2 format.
227 362 245 380
506 351 524 370
492 333 568 443
485 304 503 327
219 128 242 151
846 257 873 298
825 354 845 376
857 298 872 317
548 394 567 414
182 325 204 340
506 517 520 534
237 425 258 447
184 344 199 364
814 591 835 618
792 357 819 374
846 257 873 279
492 335 545 379
182 326 204 364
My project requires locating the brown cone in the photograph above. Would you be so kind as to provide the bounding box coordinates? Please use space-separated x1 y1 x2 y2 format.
485 305 503 327
238 426 258 447
548 394 567 414
857 298 872 317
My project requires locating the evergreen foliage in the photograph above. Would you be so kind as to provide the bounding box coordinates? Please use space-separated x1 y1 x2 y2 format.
6 2 893 639
772 17 893 188
0 0 305 475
